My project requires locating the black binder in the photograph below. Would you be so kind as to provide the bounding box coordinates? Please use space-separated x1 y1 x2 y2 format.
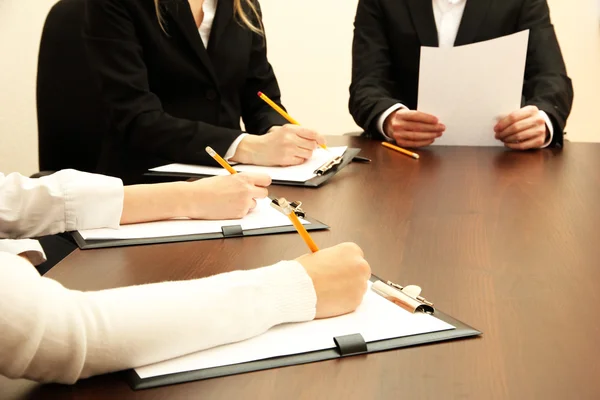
124 275 481 390
146 148 362 187
71 215 328 250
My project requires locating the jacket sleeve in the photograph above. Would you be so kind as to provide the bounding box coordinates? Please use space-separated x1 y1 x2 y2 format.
349 0 401 137
240 0 289 134
518 0 574 147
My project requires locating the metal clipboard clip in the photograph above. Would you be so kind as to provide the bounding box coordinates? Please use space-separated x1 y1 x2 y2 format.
270 198 306 218
314 155 343 176
371 280 435 314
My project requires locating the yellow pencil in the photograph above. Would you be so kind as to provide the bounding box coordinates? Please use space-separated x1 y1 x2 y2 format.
277 198 319 253
381 142 420 160
205 146 237 174
257 91 328 150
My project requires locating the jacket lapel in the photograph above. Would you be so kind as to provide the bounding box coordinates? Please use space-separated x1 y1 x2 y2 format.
207 0 234 54
163 0 219 84
407 0 439 47
454 0 493 46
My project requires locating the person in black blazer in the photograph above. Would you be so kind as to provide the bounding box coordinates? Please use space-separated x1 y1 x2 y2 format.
349 0 573 150
84 0 324 184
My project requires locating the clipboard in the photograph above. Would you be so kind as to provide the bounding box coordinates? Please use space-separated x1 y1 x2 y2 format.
145 148 362 188
70 199 329 250
124 275 481 390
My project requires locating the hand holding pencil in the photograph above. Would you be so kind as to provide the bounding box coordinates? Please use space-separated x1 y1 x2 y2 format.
257 91 328 150
230 124 327 167
228 91 327 166
296 243 372 319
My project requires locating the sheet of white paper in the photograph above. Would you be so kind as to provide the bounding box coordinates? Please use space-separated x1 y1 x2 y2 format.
135 282 455 379
150 146 348 183
418 30 530 147
78 198 309 240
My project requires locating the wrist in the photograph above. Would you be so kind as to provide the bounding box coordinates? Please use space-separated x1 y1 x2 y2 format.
165 181 196 218
231 135 262 164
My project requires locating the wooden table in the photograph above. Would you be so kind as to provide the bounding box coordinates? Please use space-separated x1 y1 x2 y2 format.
4 137 600 399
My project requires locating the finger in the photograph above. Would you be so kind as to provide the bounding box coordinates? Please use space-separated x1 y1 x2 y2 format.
504 130 546 151
394 129 440 141
501 125 545 144
292 127 319 142
314 132 326 146
293 135 318 151
248 198 258 210
496 116 543 140
288 145 313 160
241 172 272 188
280 156 306 167
495 106 538 132
248 185 269 199
399 110 439 124
392 121 446 137
359 259 372 280
396 121 445 133
395 138 436 148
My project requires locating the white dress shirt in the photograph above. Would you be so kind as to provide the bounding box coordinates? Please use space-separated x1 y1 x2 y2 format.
197 0 248 160
377 0 554 147
0 170 124 262
0 169 316 383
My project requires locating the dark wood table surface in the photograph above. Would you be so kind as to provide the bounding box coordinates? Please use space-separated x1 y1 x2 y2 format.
3 137 600 400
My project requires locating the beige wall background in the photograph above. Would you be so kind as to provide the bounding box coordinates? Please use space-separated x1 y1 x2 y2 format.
1 0 598 176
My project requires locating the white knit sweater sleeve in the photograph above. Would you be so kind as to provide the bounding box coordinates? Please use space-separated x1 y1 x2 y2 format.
0 253 316 384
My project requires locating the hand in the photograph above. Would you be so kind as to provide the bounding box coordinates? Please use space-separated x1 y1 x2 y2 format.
296 243 371 319
385 109 445 148
231 125 326 166
494 105 548 150
184 173 271 220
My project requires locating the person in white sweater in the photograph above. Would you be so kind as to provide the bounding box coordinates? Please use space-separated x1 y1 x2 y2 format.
0 170 370 384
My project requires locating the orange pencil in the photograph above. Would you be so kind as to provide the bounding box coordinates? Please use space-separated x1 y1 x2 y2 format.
381 142 420 160
205 146 237 174
257 91 328 150
277 198 319 253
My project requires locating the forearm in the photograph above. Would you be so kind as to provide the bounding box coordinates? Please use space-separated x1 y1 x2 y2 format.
0 254 316 384
120 182 189 225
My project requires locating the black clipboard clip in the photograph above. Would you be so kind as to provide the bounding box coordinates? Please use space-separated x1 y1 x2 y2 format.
372 280 435 314
314 155 343 176
270 198 305 218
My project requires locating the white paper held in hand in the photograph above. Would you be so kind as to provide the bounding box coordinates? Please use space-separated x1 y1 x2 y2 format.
417 30 530 147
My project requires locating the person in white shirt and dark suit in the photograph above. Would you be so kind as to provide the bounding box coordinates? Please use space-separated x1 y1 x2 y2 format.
84 0 325 184
349 0 573 150
0 169 371 383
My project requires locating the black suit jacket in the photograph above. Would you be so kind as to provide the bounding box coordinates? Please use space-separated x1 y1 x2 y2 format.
349 0 573 147
84 0 288 183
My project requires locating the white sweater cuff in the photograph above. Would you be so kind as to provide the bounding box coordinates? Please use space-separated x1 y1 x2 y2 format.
255 260 317 324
